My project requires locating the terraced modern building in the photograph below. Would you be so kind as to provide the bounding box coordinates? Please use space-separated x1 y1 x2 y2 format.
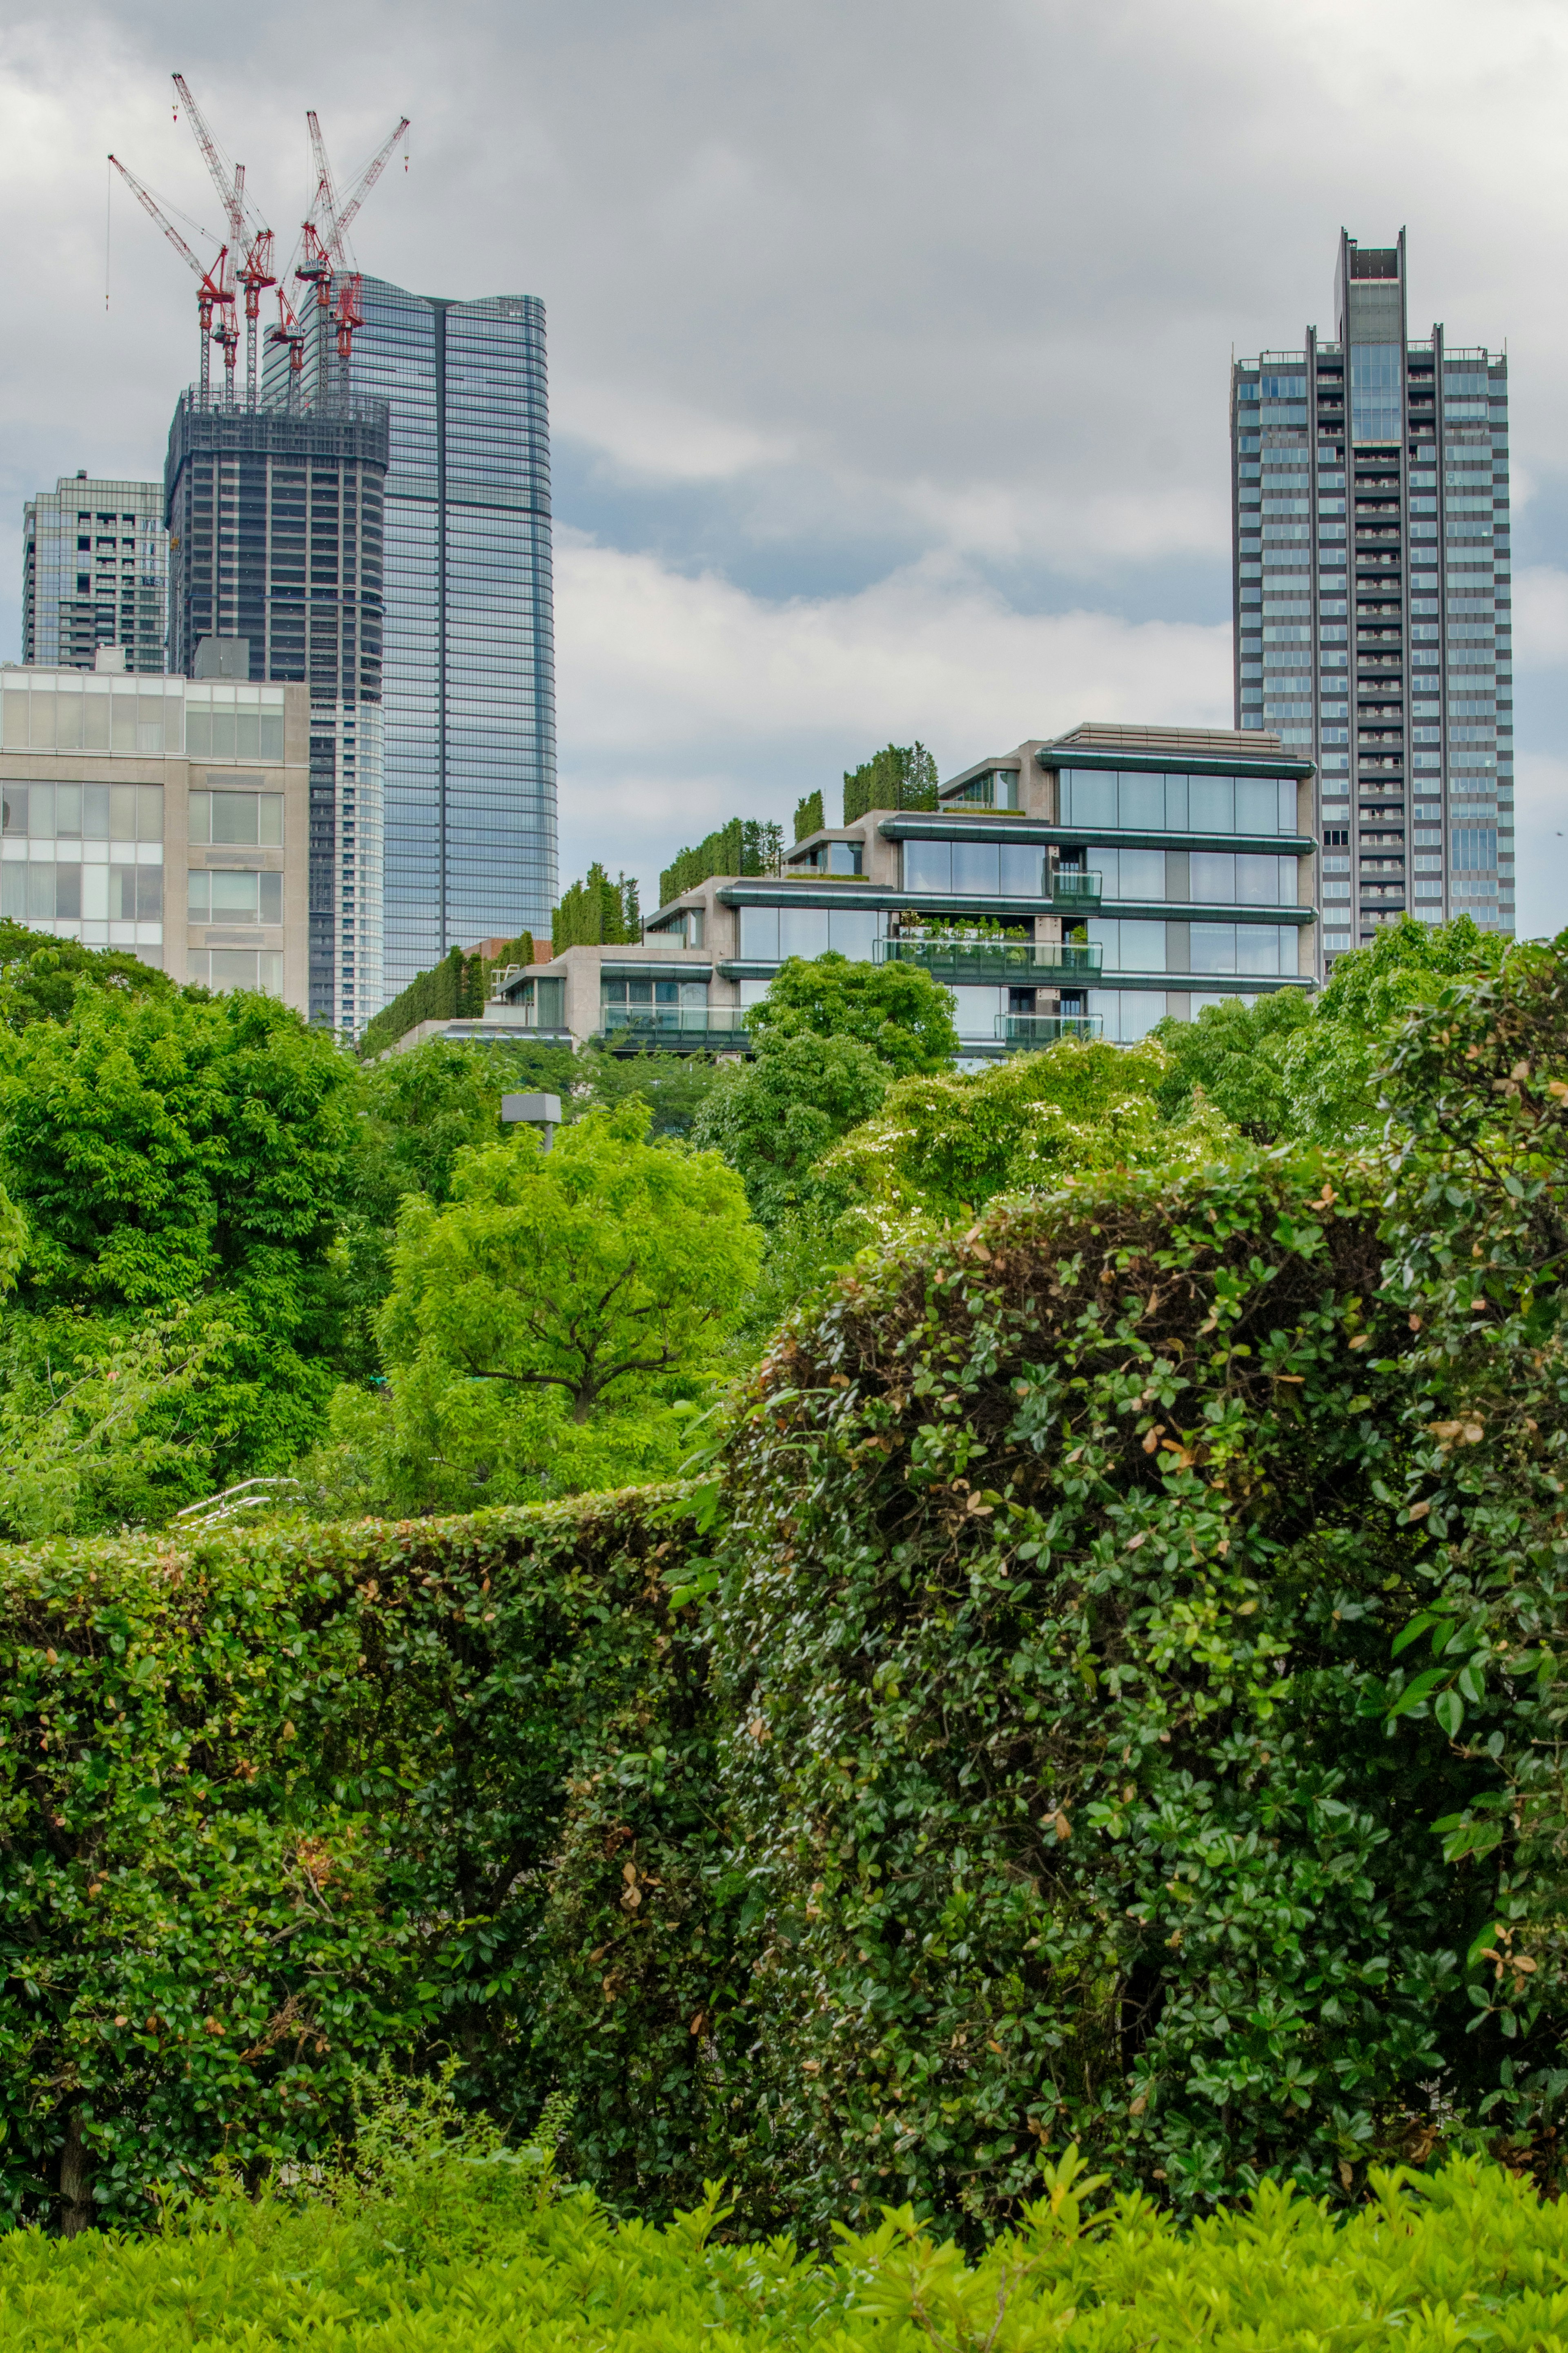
469 721 1316 1061
1232 229 1512 967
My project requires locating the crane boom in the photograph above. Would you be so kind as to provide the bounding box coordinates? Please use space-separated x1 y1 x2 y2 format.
108 153 232 406
172 73 246 243
327 117 410 259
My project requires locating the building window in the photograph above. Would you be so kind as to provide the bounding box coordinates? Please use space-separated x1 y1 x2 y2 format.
187 869 283 924
187 950 283 995
189 790 284 845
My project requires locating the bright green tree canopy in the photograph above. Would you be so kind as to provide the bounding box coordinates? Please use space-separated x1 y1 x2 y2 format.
746 951 959 1077
379 1101 761 1422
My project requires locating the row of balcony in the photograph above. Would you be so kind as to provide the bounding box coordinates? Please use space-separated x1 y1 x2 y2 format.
596 1007 1105 1048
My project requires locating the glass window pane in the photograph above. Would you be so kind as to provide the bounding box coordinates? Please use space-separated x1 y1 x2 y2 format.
259 794 283 846
1191 852 1236 902
211 707 236 759
55 864 81 918
828 909 879 959
1063 769 1116 828
188 793 211 845
1089 845 1119 895
999 842 1044 894
950 985 998 1038
1191 922 1237 974
109 787 136 843
1165 774 1189 827
1120 991 1166 1040
1279 780 1296 832
1189 776 1234 832
259 872 282 925
739 906 779 959
1118 772 1165 828
903 839 951 893
235 709 261 760
55 692 84 751
951 840 1000 895
84 784 109 839
2 691 27 750
54 785 81 838
1087 918 1118 965
83 695 110 752
27 864 53 920
260 713 284 761
779 905 831 959
185 706 212 758
164 698 185 756
2 787 27 837
136 868 162 921
212 794 258 845
1237 924 1281 975
137 788 164 843
27 784 53 838
1 864 22 919
1118 919 1166 972
1236 854 1279 904
110 691 136 752
259 952 282 995
28 693 55 750
211 871 258 917
1118 848 1165 900
187 872 212 920
1236 778 1278 834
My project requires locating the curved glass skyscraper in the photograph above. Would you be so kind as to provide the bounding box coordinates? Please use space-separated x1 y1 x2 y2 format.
347 281 557 995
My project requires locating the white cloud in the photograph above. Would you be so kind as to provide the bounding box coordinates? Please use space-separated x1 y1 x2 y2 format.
1512 750 1568 942
554 533 1231 890
1513 569 1568 671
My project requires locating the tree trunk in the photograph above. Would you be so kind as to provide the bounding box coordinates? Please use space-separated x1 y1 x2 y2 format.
58 2107 92 2237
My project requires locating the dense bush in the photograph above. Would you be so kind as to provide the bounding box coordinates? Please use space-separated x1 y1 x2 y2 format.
358 934 536 1059
11 2146 1568 2349
0 1488 724 2231
11 937 1568 2243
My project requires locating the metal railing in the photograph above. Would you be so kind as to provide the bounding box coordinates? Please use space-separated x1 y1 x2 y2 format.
1051 869 1102 904
995 1014 1104 1046
878 938 1103 982
597 1004 750 1039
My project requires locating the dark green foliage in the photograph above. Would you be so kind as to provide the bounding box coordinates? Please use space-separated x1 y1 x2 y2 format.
1150 990 1312 1140
658 821 784 911
841 742 938 825
709 1152 1512 2228
359 935 535 1059
1152 918 1504 1146
0 1490 717 2232
792 790 825 844
575 1045 729 1138
0 922 178 1031
690 1031 889 1226
552 866 641 954
746 950 960 1076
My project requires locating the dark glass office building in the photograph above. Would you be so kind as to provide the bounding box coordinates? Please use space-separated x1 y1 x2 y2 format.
316 280 558 996
164 394 390 1030
1232 231 1513 965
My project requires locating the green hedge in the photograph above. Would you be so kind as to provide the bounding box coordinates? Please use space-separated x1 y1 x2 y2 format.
0 1489 719 2232
10 2148 1568 2348
359 936 534 1059
659 821 784 912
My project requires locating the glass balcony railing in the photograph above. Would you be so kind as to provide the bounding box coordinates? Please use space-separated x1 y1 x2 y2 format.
597 1004 751 1040
995 1013 1105 1047
1050 869 1103 905
877 939 1103 983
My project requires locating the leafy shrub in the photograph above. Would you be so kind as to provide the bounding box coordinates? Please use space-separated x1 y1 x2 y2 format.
9 2149 1568 2347
0 1488 722 2231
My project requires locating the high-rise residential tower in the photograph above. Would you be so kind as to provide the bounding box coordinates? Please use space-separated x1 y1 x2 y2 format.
267 280 557 998
163 395 390 1033
23 473 168 673
1232 230 1513 964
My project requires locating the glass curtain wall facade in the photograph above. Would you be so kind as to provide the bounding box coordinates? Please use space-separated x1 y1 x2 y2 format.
1232 230 1513 966
330 279 557 998
164 395 390 1032
23 475 167 673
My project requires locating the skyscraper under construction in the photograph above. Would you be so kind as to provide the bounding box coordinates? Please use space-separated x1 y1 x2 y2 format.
164 393 390 1032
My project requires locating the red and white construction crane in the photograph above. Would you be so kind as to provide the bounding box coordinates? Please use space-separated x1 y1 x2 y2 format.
171 75 277 409
291 111 410 403
107 154 233 407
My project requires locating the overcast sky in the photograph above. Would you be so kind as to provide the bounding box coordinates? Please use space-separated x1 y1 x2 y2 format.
2 0 1566 931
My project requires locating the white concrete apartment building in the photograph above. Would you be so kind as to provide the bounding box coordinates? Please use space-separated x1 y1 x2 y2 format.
0 656 311 1015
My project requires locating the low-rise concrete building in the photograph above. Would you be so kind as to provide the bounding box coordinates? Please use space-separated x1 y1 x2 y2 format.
476 723 1318 1061
0 656 311 1015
